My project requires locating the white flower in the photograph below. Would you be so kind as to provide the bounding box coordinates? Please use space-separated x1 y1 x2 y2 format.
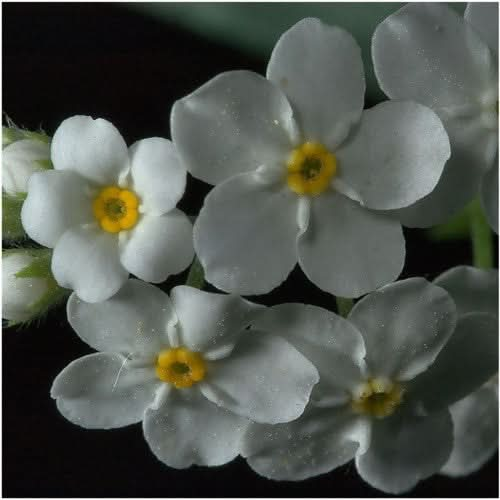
373 3 498 229
171 18 450 298
51 280 319 468
241 278 498 494
21 116 194 303
3 138 51 195
2 249 60 323
434 266 499 477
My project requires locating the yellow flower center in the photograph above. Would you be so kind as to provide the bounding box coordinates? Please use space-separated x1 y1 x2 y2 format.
93 186 140 233
155 347 206 388
351 377 404 419
286 142 337 196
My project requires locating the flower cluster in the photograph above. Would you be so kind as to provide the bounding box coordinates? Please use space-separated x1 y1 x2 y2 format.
2 2 498 495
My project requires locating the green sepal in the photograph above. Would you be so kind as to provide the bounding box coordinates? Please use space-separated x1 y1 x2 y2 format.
185 255 205 290
2 192 27 241
2 121 51 148
35 158 53 170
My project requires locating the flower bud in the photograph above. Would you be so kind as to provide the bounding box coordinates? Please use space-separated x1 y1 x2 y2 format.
2 249 67 326
3 138 51 196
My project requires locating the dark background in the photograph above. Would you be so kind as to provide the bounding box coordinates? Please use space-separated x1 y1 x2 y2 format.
3 3 498 497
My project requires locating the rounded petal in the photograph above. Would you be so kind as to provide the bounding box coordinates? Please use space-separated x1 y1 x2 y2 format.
355 409 453 494
67 279 175 355
441 383 499 477
170 286 261 357
171 70 297 185
348 278 457 381
3 139 50 195
243 406 369 481
465 2 498 54
52 225 128 302
267 18 365 148
298 192 405 298
394 113 497 227
119 210 193 283
434 265 498 317
481 163 498 233
201 330 319 424
51 115 129 184
51 353 159 429
129 138 186 215
21 170 93 247
409 312 498 412
335 101 450 210
251 304 365 404
194 172 299 295
372 3 496 108
143 387 250 468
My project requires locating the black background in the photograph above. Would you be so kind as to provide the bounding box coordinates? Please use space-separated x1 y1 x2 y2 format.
3 3 498 497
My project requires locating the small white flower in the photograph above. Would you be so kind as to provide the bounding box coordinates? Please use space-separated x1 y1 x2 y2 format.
21 116 194 303
434 266 499 477
242 278 498 494
373 2 498 229
172 18 450 298
2 249 60 323
3 138 51 195
51 280 319 468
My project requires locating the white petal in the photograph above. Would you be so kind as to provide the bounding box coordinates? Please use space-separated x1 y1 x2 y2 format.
409 312 498 412
21 170 93 248
267 18 365 148
441 383 499 477
51 353 159 429
243 406 369 480
194 172 299 295
2 139 50 195
395 112 497 227
170 286 261 357
481 163 499 233
51 115 129 184
171 70 297 185
119 210 193 283
67 279 175 355
129 138 186 215
251 304 366 404
336 101 450 210
372 3 496 108
143 387 250 468
465 2 498 54
349 278 457 381
298 192 405 298
201 330 319 424
52 225 128 302
434 265 498 317
356 409 453 494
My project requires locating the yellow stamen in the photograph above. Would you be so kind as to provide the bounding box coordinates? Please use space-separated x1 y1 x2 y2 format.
286 141 337 196
155 347 206 388
93 185 140 233
351 377 404 419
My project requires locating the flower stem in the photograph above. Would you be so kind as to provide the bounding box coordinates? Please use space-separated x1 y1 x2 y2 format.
185 255 205 289
470 199 493 269
336 296 354 318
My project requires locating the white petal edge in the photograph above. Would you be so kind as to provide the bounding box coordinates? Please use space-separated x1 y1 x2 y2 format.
171 70 298 185
51 115 129 185
51 352 159 429
201 330 319 424
119 210 194 283
267 17 365 149
129 138 186 215
52 225 128 303
67 279 175 356
298 191 405 298
194 172 299 295
464 2 498 54
21 170 93 248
